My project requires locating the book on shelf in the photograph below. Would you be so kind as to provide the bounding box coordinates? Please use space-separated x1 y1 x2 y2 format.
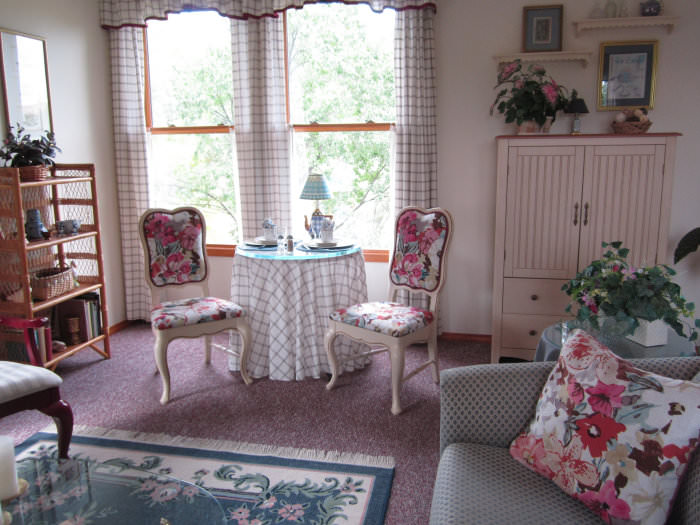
54 292 102 345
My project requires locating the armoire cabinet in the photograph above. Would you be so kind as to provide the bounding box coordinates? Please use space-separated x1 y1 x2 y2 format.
491 133 679 362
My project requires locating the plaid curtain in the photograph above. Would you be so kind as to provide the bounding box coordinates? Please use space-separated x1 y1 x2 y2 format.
393 7 439 313
230 16 291 240
108 28 151 321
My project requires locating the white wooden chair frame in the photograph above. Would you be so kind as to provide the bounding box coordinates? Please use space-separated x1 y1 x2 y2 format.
325 207 454 415
139 207 252 404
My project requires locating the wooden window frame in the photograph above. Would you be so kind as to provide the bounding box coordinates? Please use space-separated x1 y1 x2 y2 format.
143 11 392 263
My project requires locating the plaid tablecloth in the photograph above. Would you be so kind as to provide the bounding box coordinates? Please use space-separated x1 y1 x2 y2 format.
228 250 370 380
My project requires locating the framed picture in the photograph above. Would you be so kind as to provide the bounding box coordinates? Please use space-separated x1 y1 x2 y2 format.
597 40 658 111
522 5 563 52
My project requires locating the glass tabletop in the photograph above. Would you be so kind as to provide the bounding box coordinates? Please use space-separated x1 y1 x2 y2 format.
236 242 360 260
4 456 226 524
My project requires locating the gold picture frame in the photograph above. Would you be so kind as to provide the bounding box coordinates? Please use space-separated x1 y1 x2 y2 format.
597 40 658 111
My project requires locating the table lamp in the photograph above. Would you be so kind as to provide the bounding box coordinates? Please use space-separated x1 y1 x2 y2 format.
300 172 331 237
565 98 589 135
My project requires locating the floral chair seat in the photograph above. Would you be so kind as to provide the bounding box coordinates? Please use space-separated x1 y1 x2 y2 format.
151 297 244 331
330 301 434 338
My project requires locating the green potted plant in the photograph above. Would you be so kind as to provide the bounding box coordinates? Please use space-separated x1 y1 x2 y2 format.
490 59 570 133
562 241 699 345
0 124 61 181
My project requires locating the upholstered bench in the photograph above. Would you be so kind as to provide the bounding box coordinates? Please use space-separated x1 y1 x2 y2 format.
430 357 700 524
0 361 73 458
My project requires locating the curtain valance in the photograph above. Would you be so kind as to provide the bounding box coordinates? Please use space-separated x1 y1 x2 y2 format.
100 0 436 29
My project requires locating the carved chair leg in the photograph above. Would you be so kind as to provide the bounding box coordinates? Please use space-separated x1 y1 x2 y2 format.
428 331 440 384
389 346 406 415
40 399 73 459
325 327 340 390
153 336 171 404
237 323 253 385
204 335 212 365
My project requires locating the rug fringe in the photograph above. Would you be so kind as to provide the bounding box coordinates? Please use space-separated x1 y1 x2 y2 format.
59 425 396 468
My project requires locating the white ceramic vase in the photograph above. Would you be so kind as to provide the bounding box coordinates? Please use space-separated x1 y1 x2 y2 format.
626 319 668 347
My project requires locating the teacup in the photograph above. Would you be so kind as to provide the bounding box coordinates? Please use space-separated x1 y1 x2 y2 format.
320 230 334 242
57 219 81 235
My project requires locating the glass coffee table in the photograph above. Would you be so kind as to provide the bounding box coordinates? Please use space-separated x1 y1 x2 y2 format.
4 456 226 524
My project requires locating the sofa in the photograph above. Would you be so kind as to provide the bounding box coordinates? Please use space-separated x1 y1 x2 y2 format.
429 357 700 524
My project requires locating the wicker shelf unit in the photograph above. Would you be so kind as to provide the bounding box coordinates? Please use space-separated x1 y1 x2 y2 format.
0 164 110 369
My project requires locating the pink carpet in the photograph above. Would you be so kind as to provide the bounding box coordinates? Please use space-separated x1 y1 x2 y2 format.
0 322 489 524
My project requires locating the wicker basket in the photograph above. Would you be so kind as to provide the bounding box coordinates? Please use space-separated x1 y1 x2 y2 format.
19 166 50 182
30 266 74 300
611 120 652 134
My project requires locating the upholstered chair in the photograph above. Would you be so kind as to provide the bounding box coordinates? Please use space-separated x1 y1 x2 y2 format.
325 207 454 414
138 207 252 404
0 358 73 459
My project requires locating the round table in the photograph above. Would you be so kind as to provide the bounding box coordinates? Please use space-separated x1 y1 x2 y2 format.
228 243 370 380
535 323 697 361
5 456 226 524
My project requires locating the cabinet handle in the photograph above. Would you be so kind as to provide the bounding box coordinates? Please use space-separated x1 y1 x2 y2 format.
530 294 538 301
573 203 579 226
529 330 537 336
583 202 589 226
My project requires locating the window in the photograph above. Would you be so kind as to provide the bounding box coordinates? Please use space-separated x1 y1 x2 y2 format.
145 5 395 250
146 11 239 244
287 4 395 249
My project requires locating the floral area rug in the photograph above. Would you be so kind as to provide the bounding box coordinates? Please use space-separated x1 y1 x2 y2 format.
9 426 394 524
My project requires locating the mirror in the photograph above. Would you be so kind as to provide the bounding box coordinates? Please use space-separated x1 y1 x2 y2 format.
0 28 53 136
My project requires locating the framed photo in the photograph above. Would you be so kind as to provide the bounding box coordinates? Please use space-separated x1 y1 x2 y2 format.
597 40 658 111
522 5 563 52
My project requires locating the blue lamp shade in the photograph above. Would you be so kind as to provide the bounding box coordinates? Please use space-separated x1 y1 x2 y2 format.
299 173 331 201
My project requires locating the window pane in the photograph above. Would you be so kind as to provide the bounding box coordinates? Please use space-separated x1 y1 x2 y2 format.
292 131 393 250
147 11 234 127
287 4 395 124
148 133 240 244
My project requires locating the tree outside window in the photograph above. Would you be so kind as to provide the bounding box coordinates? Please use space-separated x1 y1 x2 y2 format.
145 5 395 250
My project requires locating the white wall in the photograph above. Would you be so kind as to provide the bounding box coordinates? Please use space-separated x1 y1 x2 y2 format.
2 0 698 337
436 0 700 335
0 0 125 326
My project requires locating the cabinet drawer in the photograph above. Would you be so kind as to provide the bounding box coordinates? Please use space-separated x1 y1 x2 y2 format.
501 314 563 350
503 278 570 316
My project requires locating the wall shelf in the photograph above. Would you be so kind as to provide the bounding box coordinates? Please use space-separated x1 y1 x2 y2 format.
493 51 592 68
572 16 678 36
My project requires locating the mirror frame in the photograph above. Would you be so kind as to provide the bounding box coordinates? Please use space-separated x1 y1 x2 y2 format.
0 27 54 135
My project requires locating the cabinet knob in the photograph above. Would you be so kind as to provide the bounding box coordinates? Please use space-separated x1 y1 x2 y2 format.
529 330 537 336
530 294 538 301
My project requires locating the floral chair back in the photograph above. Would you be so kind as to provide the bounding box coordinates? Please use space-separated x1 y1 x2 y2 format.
140 207 208 287
389 207 453 294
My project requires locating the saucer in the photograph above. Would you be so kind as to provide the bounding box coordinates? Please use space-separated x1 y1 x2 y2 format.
250 236 278 246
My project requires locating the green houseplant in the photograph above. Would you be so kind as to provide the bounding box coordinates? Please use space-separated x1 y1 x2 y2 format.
490 59 570 131
0 124 60 180
562 241 699 342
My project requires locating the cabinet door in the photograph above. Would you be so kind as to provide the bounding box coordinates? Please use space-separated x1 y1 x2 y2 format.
578 145 665 269
504 146 584 279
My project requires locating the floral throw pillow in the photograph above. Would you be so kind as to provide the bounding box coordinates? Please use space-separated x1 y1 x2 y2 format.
509 329 700 525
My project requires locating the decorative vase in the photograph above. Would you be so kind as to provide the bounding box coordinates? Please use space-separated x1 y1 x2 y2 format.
604 0 618 17
541 116 554 133
25 209 49 241
626 319 668 347
516 120 541 134
640 0 661 16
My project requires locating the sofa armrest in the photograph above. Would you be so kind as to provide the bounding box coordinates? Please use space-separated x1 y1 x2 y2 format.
439 362 554 454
